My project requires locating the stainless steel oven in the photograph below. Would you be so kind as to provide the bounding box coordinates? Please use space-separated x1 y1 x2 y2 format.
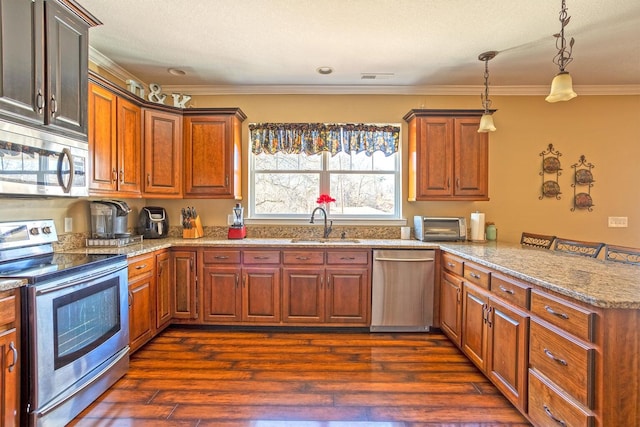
0 220 129 427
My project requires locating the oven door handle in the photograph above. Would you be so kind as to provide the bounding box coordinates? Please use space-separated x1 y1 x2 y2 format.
35 264 126 296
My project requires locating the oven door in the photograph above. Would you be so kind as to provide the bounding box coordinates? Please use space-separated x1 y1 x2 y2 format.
24 262 129 422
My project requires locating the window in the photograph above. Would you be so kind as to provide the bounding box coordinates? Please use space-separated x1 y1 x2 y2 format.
248 123 401 220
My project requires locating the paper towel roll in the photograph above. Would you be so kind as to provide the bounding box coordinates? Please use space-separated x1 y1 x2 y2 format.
470 212 485 241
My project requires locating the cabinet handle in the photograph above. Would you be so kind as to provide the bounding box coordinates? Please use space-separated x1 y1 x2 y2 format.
35 89 44 114
253 256 269 260
120 169 125 183
544 349 568 366
215 255 229 259
235 274 239 288
340 257 355 260
447 262 456 268
469 272 481 279
225 175 229 186
320 276 323 289
498 285 515 295
544 305 569 320
456 177 460 189
243 274 247 288
543 405 567 427
486 306 493 327
112 168 117 183
456 287 461 302
128 290 133 308
50 95 57 115
8 341 17 373
135 264 147 270
147 173 151 185
482 304 488 324
296 256 310 260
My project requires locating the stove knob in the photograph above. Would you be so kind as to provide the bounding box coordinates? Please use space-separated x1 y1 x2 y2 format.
42 226 52 234
29 227 40 235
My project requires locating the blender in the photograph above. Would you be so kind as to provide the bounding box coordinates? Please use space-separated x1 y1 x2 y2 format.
227 203 246 239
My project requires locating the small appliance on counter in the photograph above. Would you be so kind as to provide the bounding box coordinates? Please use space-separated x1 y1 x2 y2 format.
139 206 169 239
413 216 467 242
181 206 204 239
228 203 246 239
90 200 131 238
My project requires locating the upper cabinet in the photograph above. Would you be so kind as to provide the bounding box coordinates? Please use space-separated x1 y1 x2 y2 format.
0 0 100 138
404 109 489 201
183 109 246 199
142 108 183 198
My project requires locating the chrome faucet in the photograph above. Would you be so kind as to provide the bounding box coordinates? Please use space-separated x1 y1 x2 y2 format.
310 207 333 238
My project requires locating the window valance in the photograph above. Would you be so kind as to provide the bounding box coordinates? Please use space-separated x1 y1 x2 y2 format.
249 123 400 157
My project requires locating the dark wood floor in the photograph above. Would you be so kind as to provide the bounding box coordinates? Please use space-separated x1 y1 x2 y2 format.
70 327 532 426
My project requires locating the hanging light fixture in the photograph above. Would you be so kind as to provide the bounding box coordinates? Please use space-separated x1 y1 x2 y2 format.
478 51 497 133
546 0 577 102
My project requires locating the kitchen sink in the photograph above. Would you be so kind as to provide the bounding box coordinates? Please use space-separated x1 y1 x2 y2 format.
290 238 360 243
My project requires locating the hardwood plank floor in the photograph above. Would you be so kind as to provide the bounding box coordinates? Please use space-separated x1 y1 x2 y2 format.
70 327 532 426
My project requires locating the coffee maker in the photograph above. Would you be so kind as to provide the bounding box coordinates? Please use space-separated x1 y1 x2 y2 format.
90 200 131 238
227 203 246 239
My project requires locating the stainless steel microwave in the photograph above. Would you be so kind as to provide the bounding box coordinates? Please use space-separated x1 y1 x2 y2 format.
413 216 467 242
0 121 88 197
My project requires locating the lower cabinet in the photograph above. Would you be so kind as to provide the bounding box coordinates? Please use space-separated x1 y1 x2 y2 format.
242 266 281 323
171 249 198 321
127 253 155 353
440 270 463 347
155 250 173 330
0 290 19 426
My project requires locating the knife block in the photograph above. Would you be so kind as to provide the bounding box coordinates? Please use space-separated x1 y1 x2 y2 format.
183 215 204 239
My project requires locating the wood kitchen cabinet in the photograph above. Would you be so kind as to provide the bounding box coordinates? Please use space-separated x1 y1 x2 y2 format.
440 253 465 347
127 253 155 353
0 0 99 138
242 250 281 323
202 250 243 323
143 109 183 198
0 290 19 426
155 250 172 331
88 81 142 196
171 249 198 321
404 110 489 201
183 110 246 198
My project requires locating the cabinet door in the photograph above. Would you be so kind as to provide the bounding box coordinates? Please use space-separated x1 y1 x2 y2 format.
172 250 198 320
416 117 453 198
184 115 237 198
242 267 281 323
453 118 488 198
325 267 369 324
155 250 172 330
462 282 490 370
44 0 89 136
486 297 529 413
0 0 43 123
440 271 463 347
0 328 18 426
282 267 324 323
116 97 142 195
88 83 117 193
128 277 153 353
143 109 182 197
203 265 242 322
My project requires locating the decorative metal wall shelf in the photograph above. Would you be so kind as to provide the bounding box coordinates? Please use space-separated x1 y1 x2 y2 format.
539 143 562 200
571 155 595 211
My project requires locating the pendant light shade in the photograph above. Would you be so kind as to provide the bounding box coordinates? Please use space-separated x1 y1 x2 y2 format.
546 0 577 103
477 51 497 133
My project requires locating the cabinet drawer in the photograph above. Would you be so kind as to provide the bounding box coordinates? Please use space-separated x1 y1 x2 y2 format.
326 250 369 265
530 319 595 408
283 250 324 265
528 369 595 427
128 254 154 280
0 293 16 326
530 290 595 341
463 262 491 289
442 252 464 276
490 272 530 309
243 250 280 264
203 250 241 264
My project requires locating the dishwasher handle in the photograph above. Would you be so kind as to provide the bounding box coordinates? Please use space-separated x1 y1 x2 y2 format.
374 257 434 262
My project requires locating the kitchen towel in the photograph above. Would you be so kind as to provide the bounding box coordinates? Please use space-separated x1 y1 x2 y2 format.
470 212 485 241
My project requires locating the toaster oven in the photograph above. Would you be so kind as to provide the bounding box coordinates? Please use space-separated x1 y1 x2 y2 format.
413 216 467 242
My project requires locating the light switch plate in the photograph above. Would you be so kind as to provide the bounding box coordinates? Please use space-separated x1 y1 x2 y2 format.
608 216 628 227
64 217 73 232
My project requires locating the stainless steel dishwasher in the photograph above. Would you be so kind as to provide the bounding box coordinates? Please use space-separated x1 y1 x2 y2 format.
371 249 436 332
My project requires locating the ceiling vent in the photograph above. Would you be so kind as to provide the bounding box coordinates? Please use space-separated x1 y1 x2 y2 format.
360 73 394 80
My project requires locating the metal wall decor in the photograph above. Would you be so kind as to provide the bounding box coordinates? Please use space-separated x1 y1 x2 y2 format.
571 155 595 211
539 143 562 199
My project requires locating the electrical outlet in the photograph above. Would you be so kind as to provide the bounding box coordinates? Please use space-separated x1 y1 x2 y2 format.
608 216 628 228
64 217 73 232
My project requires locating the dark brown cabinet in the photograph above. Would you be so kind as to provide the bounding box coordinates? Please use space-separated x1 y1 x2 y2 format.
404 110 489 201
183 110 246 198
88 82 142 196
143 109 182 197
0 0 98 137
0 290 19 426
171 249 198 321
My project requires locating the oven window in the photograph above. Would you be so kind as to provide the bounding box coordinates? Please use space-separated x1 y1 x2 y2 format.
53 277 121 369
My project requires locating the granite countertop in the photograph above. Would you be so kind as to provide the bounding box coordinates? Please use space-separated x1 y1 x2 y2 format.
63 237 640 310
0 278 27 292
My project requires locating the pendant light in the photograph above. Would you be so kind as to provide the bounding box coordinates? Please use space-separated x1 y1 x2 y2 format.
546 0 577 102
478 51 497 133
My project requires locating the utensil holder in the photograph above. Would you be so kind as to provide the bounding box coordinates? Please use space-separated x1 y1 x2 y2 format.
183 215 204 239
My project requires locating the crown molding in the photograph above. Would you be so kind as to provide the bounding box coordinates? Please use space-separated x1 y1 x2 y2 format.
89 47 146 86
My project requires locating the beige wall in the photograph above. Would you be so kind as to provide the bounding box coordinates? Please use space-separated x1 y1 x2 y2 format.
1 91 638 247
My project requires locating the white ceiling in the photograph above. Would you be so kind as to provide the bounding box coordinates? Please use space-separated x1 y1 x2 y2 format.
80 0 640 94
